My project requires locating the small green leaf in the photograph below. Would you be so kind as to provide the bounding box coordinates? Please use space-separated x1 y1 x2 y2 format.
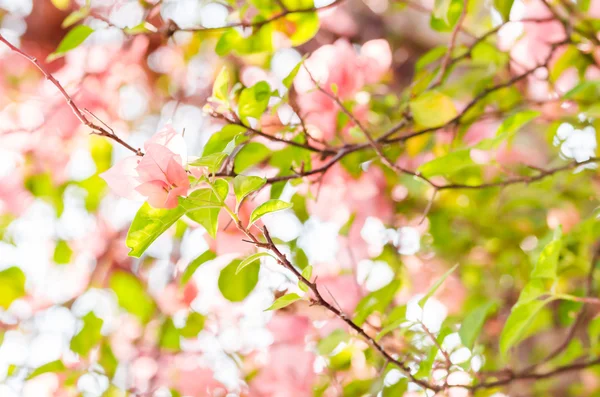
284 12 319 46
354 280 401 325
48 25 94 61
494 0 515 22
70 312 103 356
218 259 260 302
430 0 463 31
99 343 118 379
109 271 156 324
186 181 228 238
27 360 66 380
126 203 186 258
299 265 313 292
265 293 302 311
500 297 555 355
410 91 457 128
188 152 228 173
238 81 271 122
459 301 497 349
203 125 246 156
181 251 217 285
233 142 271 173
236 252 273 274
159 318 181 352
530 227 562 281
53 240 73 265
419 264 458 307
233 175 267 211
249 199 293 225
62 7 90 28
180 312 205 338
283 61 303 89
318 329 350 355
212 66 230 104
0 267 26 309
417 149 473 178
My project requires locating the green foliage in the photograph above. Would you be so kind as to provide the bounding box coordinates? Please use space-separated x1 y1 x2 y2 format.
53 240 73 265
180 312 206 338
109 271 156 324
0 267 26 309
159 318 181 351
249 199 293 225
71 312 103 356
239 81 272 123
27 360 66 380
354 280 401 325
48 25 94 61
410 91 457 128
237 252 273 274
233 175 267 211
459 301 497 349
218 259 260 302
265 293 302 310
181 250 217 285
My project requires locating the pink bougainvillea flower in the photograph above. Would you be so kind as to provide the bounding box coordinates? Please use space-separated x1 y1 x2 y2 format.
101 125 189 209
294 38 392 140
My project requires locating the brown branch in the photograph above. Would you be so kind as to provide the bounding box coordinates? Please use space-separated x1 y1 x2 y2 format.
0 34 143 156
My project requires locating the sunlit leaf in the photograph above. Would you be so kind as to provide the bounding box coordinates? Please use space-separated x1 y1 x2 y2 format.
48 25 94 61
71 312 103 356
249 199 293 225
238 81 272 122
265 293 302 311
499 297 555 355
180 312 205 338
419 264 458 307
233 175 266 211
27 360 66 380
410 91 457 128
459 301 497 349
181 251 217 285
236 252 273 274
109 271 156 324
159 318 181 351
218 259 260 302
0 267 26 309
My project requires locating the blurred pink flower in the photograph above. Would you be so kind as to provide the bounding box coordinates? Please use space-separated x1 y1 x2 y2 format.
101 125 189 208
294 39 392 140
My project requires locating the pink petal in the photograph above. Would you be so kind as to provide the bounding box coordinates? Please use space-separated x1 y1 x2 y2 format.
100 156 144 201
360 39 392 84
146 124 187 161
136 144 181 184
136 180 169 208
166 157 190 189
164 186 187 209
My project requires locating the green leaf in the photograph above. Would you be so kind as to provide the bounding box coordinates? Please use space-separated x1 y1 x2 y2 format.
417 149 473 178
236 252 273 274
203 124 246 156
62 7 90 28
0 267 26 309
159 318 181 352
27 360 66 380
499 297 555 355
564 80 600 102
265 293 302 311
477 110 540 150
48 25 94 61
53 240 73 265
238 81 272 122
249 199 293 225
212 66 230 104
299 265 313 292
419 264 458 307
109 271 156 324
218 259 260 302
186 181 229 238
459 301 497 349
318 329 350 355
410 91 457 128
354 280 401 325
126 203 186 258
188 152 228 173
233 142 271 173
180 312 205 338
99 343 118 379
181 251 217 285
530 227 562 281
233 175 267 211
550 45 592 82
284 12 319 46
494 0 515 22
70 312 103 356
283 60 303 89
431 0 463 31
